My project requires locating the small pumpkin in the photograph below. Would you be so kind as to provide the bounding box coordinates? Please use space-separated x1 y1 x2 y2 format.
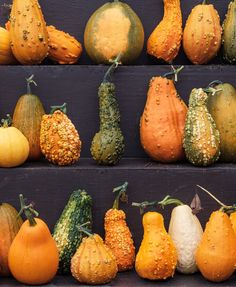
13 75 45 161
140 66 187 163
9 0 48 64
84 0 144 64
222 0 236 64
8 194 59 285
183 0 222 64
0 115 29 167
40 103 82 166
0 27 16 64
147 0 182 63
71 226 118 285
0 203 23 276
104 182 135 272
47 25 83 64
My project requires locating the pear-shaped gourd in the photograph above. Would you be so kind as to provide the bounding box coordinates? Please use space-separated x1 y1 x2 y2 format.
183 88 220 166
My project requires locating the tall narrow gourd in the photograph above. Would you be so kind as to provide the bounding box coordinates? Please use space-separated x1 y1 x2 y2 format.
183 1 222 64
84 0 144 64
0 27 16 64
90 58 125 165
147 0 182 63
104 182 135 272
13 75 45 161
9 0 48 64
140 66 187 162
222 0 236 64
183 88 220 166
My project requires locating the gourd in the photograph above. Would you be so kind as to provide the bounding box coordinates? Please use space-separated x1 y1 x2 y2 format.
0 27 16 64
140 66 187 163
183 88 220 166
222 0 236 64
0 203 23 276
90 58 125 165
207 81 236 162
104 182 135 272
183 1 222 64
9 0 48 64
134 211 177 280
0 115 29 167
13 75 45 161
147 0 182 63
40 103 82 166
8 194 59 285
47 25 83 64
53 190 92 274
196 185 236 282
71 226 118 285
84 0 144 64
230 212 236 234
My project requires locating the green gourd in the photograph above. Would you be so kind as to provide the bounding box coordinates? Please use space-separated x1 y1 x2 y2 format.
53 190 92 274
222 0 236 64
207 81 236 162
90 58 125 165
183 88 220 166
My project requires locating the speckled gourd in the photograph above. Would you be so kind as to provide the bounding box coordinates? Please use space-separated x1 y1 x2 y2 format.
147 0 182 63
0 27 16 64
183 1 222 64
222 0 236 64
207 82 236 162
183 88 220 166
9 0 48 64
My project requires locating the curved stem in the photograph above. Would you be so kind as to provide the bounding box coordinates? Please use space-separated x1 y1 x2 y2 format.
103 53 122 83
158 195 184 209
50 103 67 115
77 222 92 237
18 194 39 226
202 0 208 4
132 201 159 214
203 87 222 96
1 114 12 128
26 75 37 94
163 65 184 82
208 80 223 88
112 182 128 209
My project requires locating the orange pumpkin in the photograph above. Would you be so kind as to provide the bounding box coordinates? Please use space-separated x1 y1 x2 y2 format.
0 27 16 64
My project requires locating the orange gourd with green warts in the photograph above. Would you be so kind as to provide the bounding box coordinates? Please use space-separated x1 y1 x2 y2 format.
9 0 48 64
104 182 135 272
8 195 59 285
140 66 187 162
196 185 236 283
147 0 182 63
183 0 222 64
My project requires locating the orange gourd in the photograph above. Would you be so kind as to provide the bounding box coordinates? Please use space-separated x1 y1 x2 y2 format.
230 212 236 234
147 0 182 63
183 0 222 64
140 66 188 162
104 182 135 272
9 0 48 64
8 195 59 285
0 27 16 64
47 25 83 64
135 211 177 280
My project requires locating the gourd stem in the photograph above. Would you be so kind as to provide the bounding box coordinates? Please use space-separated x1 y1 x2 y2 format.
1 114 12 128
203 0 208 4
208 80 223 88
103 53 122 83
26 75 37 94
50 103 67 115
77 222 92 237
163 65 184 82
18 194 39 226
203 87 222 96
158 195 184 208
112 182 128 209
132 201 159 214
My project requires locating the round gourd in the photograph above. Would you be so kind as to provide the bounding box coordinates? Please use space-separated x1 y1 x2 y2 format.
84 0 144 64
0 27 16 65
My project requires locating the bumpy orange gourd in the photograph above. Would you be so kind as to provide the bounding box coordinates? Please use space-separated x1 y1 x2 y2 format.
40 104 81 166
135 212 177 280
9 0 48 64
0 27 16 64
47 25 82 64
104 182 135 272
71 233 118 285
196 211 236 282
147 0 182 63
140 70 188 162
0 203 23 276
183 1 222 64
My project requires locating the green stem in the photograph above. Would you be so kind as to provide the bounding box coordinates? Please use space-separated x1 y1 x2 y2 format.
163 65 184 82
50 103 67 115
103 53 122 83
202 0 208 4
26 75 37 94
203 87 222 96
132 201 159 214
18 194 39 226
77 222 92 237
1 114 12 128
158 195 184 209
208 80 223 88
112 182 128 209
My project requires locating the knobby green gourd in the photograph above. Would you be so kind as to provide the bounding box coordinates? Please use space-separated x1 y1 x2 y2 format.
207 81 236 162
53 190 92 274
90 58 125 165
183 88 220 166
222 0 236 64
